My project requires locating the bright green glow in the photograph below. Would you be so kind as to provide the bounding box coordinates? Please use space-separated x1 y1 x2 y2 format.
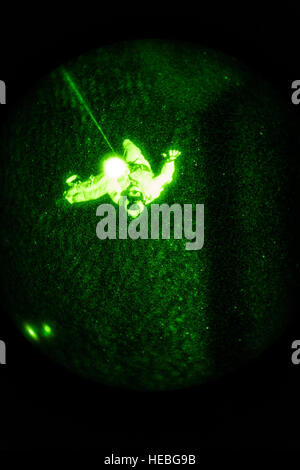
63 141 180 213
25 324 38 341
66 174 79 185
43 324 52 336
162 149 181 160
104 157 128 179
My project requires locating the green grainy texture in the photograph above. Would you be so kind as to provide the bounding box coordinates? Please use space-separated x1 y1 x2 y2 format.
0 40 294 390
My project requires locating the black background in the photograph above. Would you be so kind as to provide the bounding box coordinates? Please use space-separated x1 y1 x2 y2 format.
0 14 299 452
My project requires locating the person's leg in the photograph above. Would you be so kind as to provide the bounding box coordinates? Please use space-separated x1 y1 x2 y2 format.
63 174 111 204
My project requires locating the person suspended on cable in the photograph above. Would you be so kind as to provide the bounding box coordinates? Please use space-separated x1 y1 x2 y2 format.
63 139 181 218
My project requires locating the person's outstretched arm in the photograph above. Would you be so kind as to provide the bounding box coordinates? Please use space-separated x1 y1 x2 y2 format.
147 150 181 202
64 173 112 204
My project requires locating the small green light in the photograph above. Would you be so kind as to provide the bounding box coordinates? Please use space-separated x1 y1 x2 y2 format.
43 324 52 336
25 324 39 341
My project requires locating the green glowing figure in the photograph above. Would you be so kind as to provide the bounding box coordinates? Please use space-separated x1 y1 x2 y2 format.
63 139 181 218
2 40 294 392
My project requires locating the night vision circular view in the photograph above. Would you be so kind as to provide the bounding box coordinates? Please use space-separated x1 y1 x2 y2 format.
0 39 294 390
